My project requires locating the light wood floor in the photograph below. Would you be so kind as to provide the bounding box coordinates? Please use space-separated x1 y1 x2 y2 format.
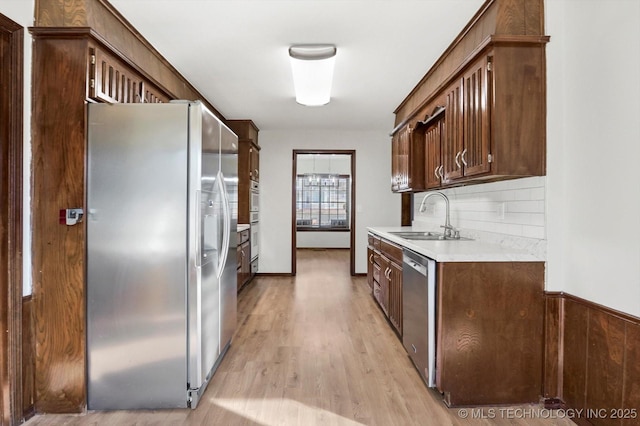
24 249 574 425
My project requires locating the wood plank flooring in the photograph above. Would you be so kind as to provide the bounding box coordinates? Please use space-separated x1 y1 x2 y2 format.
24 249 574 425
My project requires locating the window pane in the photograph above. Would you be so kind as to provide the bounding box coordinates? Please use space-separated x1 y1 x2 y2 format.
295 173 350 230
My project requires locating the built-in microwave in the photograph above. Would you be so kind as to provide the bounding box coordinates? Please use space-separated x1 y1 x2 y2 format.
250 180 259 212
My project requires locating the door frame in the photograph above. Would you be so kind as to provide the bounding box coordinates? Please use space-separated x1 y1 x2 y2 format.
291 150 356 276
0 13 24 426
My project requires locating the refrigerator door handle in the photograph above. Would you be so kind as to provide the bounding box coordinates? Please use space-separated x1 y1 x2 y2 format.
216 171 230 279
195 190 202 267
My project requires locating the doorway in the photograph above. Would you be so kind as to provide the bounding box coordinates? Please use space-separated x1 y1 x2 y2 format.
291 150 356 276
0 13 24 426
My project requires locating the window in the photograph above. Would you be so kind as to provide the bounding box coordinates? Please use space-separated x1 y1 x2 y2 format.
296 174 350 230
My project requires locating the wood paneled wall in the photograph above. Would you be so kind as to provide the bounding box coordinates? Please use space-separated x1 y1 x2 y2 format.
545 293 640 426
29 0 229 414
0 12 24 426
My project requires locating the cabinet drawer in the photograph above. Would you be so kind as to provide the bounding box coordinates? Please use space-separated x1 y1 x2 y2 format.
381 239 403 264
372 235 381 250
373 263 381 283
237 229 250 244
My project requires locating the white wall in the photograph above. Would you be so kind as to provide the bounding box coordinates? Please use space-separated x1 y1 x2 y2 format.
259 129 401 274
1 1 34 296
545 0 640 317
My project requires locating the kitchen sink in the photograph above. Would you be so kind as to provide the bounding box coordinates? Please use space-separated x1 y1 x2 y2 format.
389 231 472 241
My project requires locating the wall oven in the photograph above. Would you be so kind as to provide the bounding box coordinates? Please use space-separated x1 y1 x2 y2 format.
250 222 259 262
250 180 259 212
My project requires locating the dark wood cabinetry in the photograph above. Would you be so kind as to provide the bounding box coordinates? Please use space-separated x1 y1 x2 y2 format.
393 0 548 192
435 261 544 406
366 232 544 406
367 233 403 337
237 229 251 292
391 124 425 192
88 44 169 104
227 120 259 226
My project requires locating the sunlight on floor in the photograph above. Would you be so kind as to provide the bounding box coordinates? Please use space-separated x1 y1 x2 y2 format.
212 398 366 426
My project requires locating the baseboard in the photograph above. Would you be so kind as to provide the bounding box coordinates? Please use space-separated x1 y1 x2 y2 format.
255 272 294 277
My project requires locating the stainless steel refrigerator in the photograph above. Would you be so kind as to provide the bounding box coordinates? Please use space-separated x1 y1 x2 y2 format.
86 101 238 410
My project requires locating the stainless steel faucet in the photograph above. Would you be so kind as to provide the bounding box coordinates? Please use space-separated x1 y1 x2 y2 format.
419 192 456 238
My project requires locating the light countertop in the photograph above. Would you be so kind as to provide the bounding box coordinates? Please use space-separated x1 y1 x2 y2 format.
368 226 545 263
237 224 250 232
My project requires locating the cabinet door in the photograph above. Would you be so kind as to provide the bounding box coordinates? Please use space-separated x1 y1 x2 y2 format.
462 55 491 177
249 144 260 182
387 260 403 336
367 247 375 290
391 127 410 191
377 255 390 315
391 124 425 192
443 80 464 182
425 119 443 189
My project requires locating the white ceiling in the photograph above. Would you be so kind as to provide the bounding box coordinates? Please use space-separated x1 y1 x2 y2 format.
109 0 485 132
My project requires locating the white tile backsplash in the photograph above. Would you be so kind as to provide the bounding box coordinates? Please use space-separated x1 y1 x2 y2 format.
413 176 546 256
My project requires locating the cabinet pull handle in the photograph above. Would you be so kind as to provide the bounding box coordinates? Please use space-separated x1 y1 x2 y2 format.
455 151 462 169
434 167 440 180
438 165 445 179
461 149 468 167
369 254 374 264
255 169 259 177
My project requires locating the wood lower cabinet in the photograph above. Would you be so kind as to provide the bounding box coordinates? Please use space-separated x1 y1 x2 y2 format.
436 261 545 406
366 233 545 406
237 229 251 292
367 233 403 337
366 246 375 290
387 260 403 336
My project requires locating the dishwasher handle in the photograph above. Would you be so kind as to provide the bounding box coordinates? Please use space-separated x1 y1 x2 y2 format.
404 256 427 276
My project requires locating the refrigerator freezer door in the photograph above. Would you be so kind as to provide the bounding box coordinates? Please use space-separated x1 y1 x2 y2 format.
187 102 223 405
87 103 189 409
219 124 238 351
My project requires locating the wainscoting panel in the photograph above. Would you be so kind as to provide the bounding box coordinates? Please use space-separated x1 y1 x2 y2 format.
546 293 640 426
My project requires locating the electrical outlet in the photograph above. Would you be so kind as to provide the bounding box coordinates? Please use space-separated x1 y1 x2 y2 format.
497 202 505 220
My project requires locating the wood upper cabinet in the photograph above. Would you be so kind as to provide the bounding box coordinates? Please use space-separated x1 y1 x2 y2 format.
461 55 491 177
88 44 170 104
393 3 549 191
391 123 425 192
443 54 491 183
443 80 464 182
227 120 260 225
415 106 445 189
249 145 260 182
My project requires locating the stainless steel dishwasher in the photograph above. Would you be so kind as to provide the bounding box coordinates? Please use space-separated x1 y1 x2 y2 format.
402 249 437 387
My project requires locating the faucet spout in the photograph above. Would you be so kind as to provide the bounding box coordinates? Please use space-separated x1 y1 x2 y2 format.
419 192 454 237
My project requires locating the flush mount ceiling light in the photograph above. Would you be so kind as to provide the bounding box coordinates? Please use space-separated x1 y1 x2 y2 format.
288 44 337 106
